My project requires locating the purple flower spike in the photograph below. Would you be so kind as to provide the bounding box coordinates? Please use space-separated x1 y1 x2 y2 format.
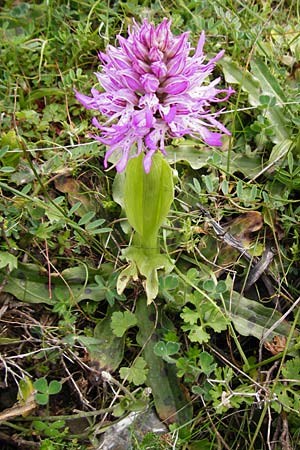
75 18 233 173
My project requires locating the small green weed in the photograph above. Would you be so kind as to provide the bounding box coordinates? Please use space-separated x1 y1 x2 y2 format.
33 377 62 406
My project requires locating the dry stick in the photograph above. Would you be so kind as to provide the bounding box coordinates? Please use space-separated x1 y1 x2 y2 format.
0 295 9 319
0 393 36 422
61 354 95 410
280 410 293 450
267 405 273 450
260 296 300 344
5 407 114 422
249 360 280 423
200 395 231 450
0 431 39 449
271 414 282 450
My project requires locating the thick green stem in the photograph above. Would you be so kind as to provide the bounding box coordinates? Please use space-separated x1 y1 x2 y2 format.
133 231 159 255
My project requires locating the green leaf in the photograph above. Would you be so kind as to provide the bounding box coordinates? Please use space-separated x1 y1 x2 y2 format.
35 393 49 406
153 341 167 357
0 252 18 271
165 341 181 355
124 152 174 247
86 226 112 235
0 263 107 305
199 351 217 376
34 377 48 394
88 306 125 372
202 303 229 333
183 324 210 344
119 357 148 386
136 298 193 426
28 88 65 102
0 166 15 173
180 307 199 325
224 291 298 347
112 401 127 418
68 202 82 216
153 341 180 362
48 380 62 395
85 218 105 230
203 279 215 293
268 139 294 165
159 274 181 304
215 281 227 294
161 274 179 291
221 57 260 98
221 57 291 143
78 211 96 226
18 377 34 403
166 142 212 170
111 311 137 337
0 145 9 158
250 57 289 110
166 143 262 178
33 421 47 431
51 420 65 429
282 359 300 380
76 336 103 346
118 247 174 304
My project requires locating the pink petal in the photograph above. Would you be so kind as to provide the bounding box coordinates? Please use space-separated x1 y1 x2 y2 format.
155 18 171 51
121 71 142 90
74 90 97 109
163 77 189 95
141 73 160 93
143 149 156 173
194 31 205 57
163 105 177 123
151 61 167 78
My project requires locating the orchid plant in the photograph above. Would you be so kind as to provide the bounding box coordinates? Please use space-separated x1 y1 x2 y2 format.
76 18 233 303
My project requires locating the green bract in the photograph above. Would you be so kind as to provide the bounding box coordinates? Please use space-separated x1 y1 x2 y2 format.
124 152 174 252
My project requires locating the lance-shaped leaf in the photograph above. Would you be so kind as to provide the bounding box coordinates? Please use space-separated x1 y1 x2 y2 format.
221 57 291 143
250 57 290 111
0 263 107 305
165 144 262 178
118 152 174 303
136 297 193 426
223 291 298 347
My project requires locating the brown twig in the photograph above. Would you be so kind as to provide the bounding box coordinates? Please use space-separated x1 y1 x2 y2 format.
280 410 293 450
0 431 40 449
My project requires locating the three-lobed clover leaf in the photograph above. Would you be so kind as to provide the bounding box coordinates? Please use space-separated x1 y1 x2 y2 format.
153 340 181 363
33 377 62 405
